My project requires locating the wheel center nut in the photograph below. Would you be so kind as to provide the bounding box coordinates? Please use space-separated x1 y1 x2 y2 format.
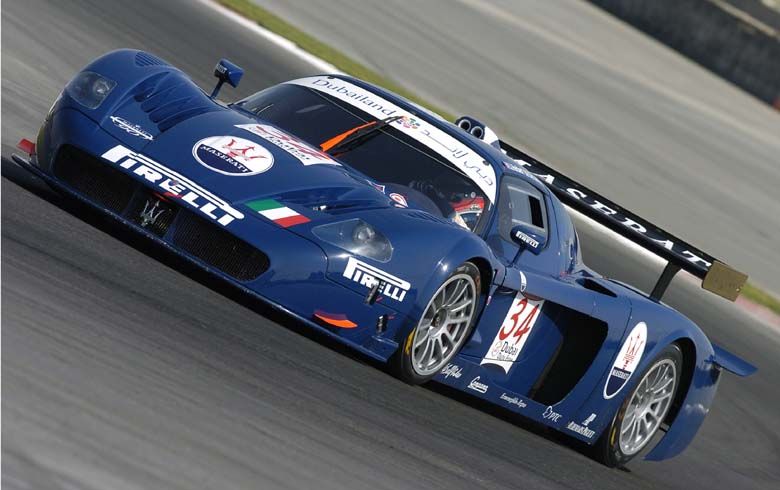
432 308 448 329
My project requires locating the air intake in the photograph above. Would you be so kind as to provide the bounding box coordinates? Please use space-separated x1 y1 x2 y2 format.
134 70 222 132
172 211 269 282
53 145 137 214
134 51 169 67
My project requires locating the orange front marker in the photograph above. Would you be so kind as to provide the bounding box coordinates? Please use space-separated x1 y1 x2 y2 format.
313 310 358 329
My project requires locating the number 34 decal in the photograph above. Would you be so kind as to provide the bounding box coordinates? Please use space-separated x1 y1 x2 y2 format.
481 294 545 374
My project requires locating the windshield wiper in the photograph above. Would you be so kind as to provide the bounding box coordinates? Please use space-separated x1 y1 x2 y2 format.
320 116 403 155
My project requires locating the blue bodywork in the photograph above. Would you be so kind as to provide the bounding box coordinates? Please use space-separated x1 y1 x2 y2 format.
19 49 755 462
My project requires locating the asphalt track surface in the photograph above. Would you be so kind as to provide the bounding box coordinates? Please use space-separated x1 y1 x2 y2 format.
254 0 780 295
2 1 779 489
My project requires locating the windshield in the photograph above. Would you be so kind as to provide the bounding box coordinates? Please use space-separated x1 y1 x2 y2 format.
234 84 489 231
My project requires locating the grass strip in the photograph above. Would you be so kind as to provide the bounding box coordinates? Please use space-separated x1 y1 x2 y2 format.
741 282 780 316
218 0 780 317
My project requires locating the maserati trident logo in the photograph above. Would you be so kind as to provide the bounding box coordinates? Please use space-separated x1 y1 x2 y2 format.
604 322 648 399
139 198 166 227
222 139 259 159
621 334 644 370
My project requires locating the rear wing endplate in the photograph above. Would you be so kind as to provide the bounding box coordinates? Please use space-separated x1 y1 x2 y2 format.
711 344 757 377
500 141 747 302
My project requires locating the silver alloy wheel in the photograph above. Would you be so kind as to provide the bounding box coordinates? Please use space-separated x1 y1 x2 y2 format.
619 358 678 456
410 272 477 376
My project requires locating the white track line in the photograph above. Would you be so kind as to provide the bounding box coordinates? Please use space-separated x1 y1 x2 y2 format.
198 0 702 292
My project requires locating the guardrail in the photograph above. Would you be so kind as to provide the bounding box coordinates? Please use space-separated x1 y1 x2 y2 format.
587 0 780 108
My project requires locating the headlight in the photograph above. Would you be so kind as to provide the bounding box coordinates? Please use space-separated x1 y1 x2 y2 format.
312 219 393 262
65 71 117 109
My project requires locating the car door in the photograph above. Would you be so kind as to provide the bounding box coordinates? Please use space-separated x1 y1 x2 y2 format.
461 175 631 399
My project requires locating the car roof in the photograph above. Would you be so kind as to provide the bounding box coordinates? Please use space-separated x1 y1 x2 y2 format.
334 74 554 194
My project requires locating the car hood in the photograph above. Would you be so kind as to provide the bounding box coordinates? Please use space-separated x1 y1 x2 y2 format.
108 105 393 212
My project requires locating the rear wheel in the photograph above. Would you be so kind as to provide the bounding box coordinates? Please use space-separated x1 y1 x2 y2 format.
391 262 481 384
593 343 682 467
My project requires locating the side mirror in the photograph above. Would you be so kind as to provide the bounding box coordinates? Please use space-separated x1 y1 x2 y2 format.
510 224 546 255
210 59 244 98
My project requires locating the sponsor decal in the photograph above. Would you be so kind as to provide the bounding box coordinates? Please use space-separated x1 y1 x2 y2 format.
513 229 539 249
396 115 420 129
502 159 534 178
296 77 399 115
542 406 562 422
342 257 410 302
467 376 489 394
480 294 544 373
236 124 339 166
192 136 274 176
388 192 408 207
101 145 243 227
247 199 310 228
583 413 597 426
286 77 497 202
499 393 527 409
604 322 647 399
441 363 463 379
512 159 713 269
110 116 154 141
567 414 597 439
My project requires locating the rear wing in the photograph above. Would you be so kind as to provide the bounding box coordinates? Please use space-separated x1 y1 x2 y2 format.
500 141 747 302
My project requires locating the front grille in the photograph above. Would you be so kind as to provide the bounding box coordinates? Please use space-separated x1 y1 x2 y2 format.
53 145 268 282
173 211 269 282
53 145 137 213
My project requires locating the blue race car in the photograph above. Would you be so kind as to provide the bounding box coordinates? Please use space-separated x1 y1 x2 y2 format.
13 50 756 467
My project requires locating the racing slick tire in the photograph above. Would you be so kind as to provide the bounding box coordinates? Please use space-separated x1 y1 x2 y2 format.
593 343 683 467
391 262 482 385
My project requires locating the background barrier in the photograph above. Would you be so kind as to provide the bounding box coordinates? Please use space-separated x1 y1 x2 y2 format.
587 0 780 108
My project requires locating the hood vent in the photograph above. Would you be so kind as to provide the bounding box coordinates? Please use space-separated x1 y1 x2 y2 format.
129 70 222 132
134 51 169 67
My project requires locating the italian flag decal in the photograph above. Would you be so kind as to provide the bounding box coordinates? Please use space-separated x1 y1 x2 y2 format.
247 199 310 228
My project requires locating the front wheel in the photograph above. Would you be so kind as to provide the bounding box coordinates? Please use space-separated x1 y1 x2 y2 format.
593 343 682 467
391 262 481 384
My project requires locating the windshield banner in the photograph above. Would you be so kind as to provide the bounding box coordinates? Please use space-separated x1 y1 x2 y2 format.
285 77 497 202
